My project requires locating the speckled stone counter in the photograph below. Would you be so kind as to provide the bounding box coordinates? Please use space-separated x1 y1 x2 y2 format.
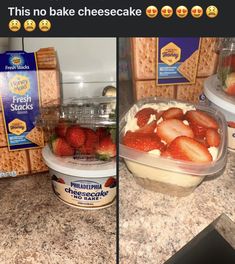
119 152 235 264
0 173 116 264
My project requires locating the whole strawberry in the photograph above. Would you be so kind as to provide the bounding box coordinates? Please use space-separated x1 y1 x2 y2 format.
65 125 86 148
96 136 116 160
55 121 70 138
79 128 98 155
96 127 110 140
52 137 75 156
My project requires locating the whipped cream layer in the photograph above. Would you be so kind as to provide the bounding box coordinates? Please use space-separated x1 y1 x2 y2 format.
124 102 196 133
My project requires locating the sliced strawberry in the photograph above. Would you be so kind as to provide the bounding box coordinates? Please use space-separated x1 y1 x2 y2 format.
79 128 98 154
162 107 184 120
123 132 164 152
189 122 207 139
206 129 221 147
185 110 219 130
228 121 235 128
65 125 86 148
135 108 156 127
167 136 212 163
51 137 75 156
157 119 194 144
156 110 164 121
160 149 172 158
96 136 116 160
55 121 70 138
195 137 210 148
135 121 156 133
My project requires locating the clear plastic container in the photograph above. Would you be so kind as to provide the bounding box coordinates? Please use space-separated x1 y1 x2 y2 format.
204 75 235 151
37 96 116 209
217 39 235 96
37 97 116 160
119 98 227 197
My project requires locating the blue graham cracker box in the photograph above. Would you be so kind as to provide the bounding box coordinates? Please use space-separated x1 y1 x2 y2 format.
0 51 44 151
156 37 201 85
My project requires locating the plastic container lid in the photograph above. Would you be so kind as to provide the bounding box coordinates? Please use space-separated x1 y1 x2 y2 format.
37 96 116 128
42 146 116 177
204 75 235 114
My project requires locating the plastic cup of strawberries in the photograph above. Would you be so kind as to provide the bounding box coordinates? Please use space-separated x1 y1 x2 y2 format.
218 50 235 96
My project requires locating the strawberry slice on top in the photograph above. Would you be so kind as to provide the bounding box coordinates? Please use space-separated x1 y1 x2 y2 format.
135 107 156 127
135 121 156 134
162 107 184 120
123 132 164 152
167 136 213 163
189 122 207 139
185 110 219 130
157 119 194 144
205 128 221 147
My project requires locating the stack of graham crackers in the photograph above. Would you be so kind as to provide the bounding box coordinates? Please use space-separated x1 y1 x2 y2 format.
0 47 61 177
131 38 218 103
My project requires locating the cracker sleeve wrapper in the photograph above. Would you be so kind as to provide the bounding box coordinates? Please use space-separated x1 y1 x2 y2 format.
156 37 201 85
0 51 42 151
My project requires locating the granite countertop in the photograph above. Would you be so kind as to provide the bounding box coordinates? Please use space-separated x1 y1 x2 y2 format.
0 173 116 264
119 151 235 264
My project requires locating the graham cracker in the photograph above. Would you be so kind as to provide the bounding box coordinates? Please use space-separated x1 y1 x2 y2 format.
28 149 48 173
9 150 30 175
135 80 175 100
197 38 218 77
0 113 3 126
176 78 206 103
26 127 44 147
38 70 61 107
0 126 7 147
132 38 156 80
0 113 7 147
36 47 57 69
0 147 12 172
178 50 199 83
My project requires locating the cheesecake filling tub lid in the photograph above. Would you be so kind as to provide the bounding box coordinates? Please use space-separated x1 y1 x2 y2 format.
42 146 116 177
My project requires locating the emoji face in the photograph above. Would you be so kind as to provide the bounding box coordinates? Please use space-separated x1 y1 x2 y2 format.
206 6 218 18
161 6 173 18
146 6 158 18
24 19 36 32
39 19 51 32
8 19 21 32
191 6 203 18
176 6 188 18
